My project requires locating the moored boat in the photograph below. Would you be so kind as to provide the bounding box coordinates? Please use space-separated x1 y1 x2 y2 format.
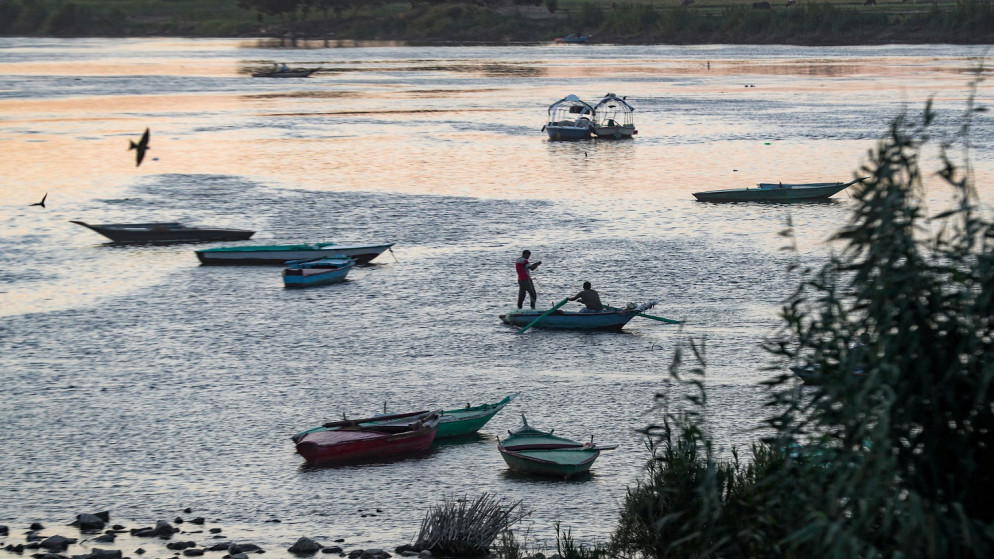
70 221 255 244
498 415 616 479
436 393 517 439
195 242 395 265
543 95 595 140
499 301 656 331
282 256 354 288
293 410 440 465
591 93 637 139
693 177 866 202
291 394 517 443
252 66 319 78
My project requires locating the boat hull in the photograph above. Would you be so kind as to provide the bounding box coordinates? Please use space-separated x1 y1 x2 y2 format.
693 180 859 202
499 447 601 478
437 394 516 438
592 124 636 139
196 243 394 265
71 221 255 243
282 266 352 288
296 428 436 465
499 309 637 331
497 417 612 479
294 413 439 465
545 125 591 140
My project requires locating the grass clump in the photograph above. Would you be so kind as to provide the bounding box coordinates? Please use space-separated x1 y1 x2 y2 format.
413 493 530 557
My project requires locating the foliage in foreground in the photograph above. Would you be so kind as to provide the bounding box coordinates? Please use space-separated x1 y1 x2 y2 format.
609 74 994 558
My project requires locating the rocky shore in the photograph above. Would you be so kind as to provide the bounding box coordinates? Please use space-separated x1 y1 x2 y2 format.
0 510 566 559
0 511 429 559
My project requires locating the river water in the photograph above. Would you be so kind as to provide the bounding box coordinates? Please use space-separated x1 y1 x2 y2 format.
1 38 992 556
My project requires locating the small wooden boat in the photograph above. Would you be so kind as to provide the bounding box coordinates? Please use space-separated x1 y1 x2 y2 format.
70 221 255 243
543 94 595 140
498 415 616 479
195 242 395 265
693 177 866 202
499 301 655 331
294 410 440 465
282 256 354 288
252 67 319 78
291 394 517 443
591 93 637 139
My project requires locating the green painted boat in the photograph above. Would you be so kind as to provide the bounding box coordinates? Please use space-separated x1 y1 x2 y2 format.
436 393 517 438
291 394 516 443
497 415 616 479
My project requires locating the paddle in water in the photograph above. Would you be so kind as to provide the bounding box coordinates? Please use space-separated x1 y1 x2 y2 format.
518 298 570 333
603 304 683 324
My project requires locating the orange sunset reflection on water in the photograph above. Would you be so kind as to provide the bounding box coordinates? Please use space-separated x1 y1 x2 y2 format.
1 42 992 210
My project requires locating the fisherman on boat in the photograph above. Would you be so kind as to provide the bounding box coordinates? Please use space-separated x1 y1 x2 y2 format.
569 281 603 312
515 250 542 309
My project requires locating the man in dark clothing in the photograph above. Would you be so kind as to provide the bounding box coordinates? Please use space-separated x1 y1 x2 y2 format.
569 281 603 311
515 250 541 309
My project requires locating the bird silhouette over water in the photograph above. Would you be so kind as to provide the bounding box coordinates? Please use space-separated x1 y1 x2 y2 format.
28 192 47 208
129 128 150 167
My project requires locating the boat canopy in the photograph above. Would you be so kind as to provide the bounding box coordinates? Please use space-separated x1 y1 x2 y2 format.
592 93 634 113
548 94 595 117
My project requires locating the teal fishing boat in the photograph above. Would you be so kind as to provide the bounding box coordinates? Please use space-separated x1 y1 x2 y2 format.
195 242 394 265
692 177 866 202
291 394 516 443
497 415 616 479
437 393 517 438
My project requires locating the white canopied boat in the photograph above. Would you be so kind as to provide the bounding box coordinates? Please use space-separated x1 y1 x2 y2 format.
591 94 637 139
543 94 595 140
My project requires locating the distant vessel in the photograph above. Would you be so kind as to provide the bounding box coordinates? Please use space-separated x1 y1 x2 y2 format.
70 221 254 244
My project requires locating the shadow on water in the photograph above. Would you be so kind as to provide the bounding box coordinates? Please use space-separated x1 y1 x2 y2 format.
498 469 596 483
296 447 438 471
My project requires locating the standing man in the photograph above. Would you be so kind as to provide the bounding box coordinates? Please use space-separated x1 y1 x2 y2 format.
569 281 603 312
515 250 541 309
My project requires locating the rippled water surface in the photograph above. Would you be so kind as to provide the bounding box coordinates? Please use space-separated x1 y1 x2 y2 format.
2 38 993 555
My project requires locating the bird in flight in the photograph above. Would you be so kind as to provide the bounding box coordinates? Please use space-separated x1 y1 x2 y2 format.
129 128 150 167
28 192 47 208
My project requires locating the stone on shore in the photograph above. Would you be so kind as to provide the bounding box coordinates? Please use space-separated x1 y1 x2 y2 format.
288 537 323 554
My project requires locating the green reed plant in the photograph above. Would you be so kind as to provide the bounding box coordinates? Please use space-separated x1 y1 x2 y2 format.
613 71 994 559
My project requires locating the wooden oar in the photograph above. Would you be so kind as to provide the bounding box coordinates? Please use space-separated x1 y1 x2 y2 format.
518 298 569 334
603 304 683 324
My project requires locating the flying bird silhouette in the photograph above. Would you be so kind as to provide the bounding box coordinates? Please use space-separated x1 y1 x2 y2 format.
129 128 150 167
28 192 47 208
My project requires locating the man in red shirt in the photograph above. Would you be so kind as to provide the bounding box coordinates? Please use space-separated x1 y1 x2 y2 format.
515 250 542 309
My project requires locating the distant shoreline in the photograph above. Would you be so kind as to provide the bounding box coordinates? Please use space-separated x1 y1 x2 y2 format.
4 0 994 47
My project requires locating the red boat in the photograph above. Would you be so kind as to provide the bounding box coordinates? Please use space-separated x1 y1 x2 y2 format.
294 410 440 465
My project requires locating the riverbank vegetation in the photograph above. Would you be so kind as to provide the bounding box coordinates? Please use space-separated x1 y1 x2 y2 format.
1 0 993 44
538 79 994 557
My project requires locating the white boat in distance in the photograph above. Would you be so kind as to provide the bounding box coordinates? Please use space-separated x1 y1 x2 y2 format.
195 242 395 265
